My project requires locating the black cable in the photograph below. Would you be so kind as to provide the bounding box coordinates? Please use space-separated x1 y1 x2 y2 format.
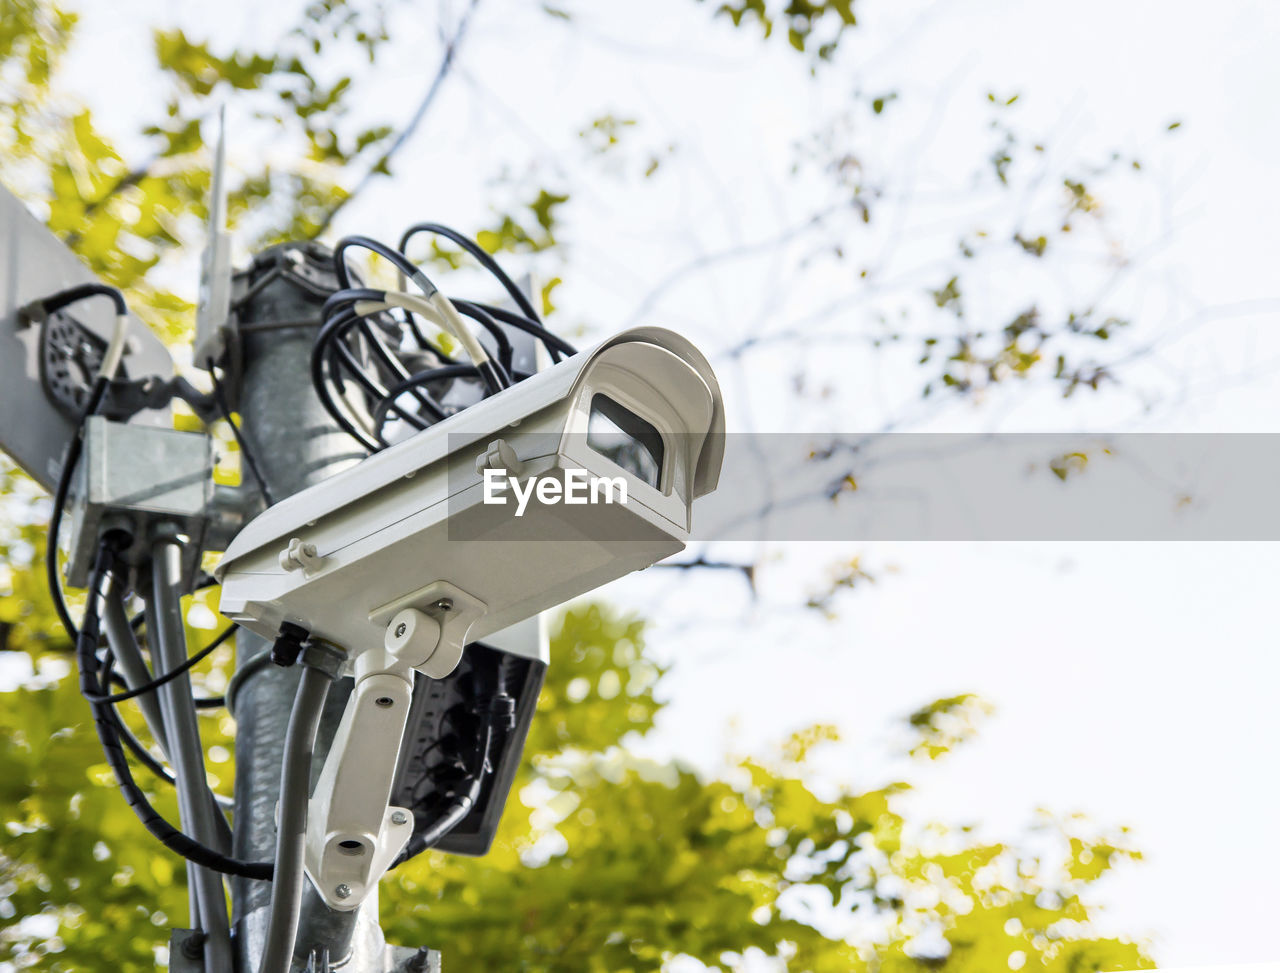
75 542 272 880
451 300 515 375
351 313 444 418
312 306 442 447
376 363 482 409
315 228 576 452
330 242 510 393
224 650 275 719
328 286 507 399
102 661 180 787
108 665 224 714
320 287 389 319
394 720 494 866
45 375 110 642
466 301 576 360
397 222 578 365
38 282 133 642
399 223 542 325
393 691 511 868
333 236 424 292
371 368 471 441
399 303 438 354
322 314 437 430
83 624 237 705
209 364 275 507
40 282 128 317
310 308 388 451
98 632 237 843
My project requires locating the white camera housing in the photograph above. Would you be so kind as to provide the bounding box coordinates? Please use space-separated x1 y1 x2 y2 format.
216 325 722 909
215 325 724 670
215 327 727 911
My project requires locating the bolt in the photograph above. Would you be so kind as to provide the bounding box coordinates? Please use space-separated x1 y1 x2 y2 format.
433 598 453 612
391 810 408 825
375 696 394 708
180 931 207 960
394 622 407 638
334 883 352 900
404 946 434 972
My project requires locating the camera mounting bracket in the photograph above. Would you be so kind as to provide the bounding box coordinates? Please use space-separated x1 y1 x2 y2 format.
304 583 485 909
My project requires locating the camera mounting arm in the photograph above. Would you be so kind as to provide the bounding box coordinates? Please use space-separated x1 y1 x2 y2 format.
303 589 483 910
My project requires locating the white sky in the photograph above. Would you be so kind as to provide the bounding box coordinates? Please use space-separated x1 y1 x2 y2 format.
15 0 1280 967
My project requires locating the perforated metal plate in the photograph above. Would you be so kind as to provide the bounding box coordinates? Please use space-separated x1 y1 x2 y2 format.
391 642 546 858
39 309 113 420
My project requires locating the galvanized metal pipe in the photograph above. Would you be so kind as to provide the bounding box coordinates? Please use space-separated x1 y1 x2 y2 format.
229 244 379 971
150 530 234 972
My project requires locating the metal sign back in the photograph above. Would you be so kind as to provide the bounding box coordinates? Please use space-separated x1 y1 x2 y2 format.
0 185 174 491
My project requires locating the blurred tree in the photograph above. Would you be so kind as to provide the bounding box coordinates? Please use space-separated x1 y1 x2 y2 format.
1 606 1150 971
0 0 1166 969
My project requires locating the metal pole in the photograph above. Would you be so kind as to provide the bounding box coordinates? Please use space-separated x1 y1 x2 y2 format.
228 244 386 972
151 528 234 971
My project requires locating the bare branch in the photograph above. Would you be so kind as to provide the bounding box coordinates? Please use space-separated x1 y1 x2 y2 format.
311 0 483 239
654 556 756 593
622 206 840 329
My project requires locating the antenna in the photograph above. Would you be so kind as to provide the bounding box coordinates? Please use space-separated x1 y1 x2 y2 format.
194 105 232 370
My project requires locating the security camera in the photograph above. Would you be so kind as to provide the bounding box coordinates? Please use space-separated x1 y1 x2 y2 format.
214 324 723 908
215 324 723 665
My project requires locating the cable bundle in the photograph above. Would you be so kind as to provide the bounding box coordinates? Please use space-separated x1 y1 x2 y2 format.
39 227 553 958
312 224 576 451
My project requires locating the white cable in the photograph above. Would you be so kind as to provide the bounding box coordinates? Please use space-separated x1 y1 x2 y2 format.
369 291 492 367
97 314 130 381
352 298 448 335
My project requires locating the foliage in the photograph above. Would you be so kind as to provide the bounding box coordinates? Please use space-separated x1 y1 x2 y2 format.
0 462 60 655
1 606 1150 972
702 0 859 61
0 606 235 970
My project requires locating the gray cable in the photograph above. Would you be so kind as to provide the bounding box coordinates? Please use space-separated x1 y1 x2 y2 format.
258 663 333 973
225 649 274 719
101 577 170 753
102 581 236 831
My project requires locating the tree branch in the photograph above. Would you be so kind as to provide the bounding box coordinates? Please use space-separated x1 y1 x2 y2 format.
654 556 756 592
310 0 483 239
622 206 839 330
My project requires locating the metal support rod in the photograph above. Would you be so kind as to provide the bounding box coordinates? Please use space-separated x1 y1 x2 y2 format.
141 593 201 932
151 530 234 972
228 245 380 971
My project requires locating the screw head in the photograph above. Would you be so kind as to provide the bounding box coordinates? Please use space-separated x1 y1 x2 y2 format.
391 810 408 825
334 883 352 899
432 598 453 612
375 696 394 708
394 622 407 638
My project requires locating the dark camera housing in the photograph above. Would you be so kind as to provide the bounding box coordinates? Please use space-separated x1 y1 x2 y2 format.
390 641 546 859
